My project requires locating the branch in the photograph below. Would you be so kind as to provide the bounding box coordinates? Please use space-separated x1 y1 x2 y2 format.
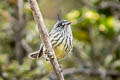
21 39 33 53
18 0 23 24
28 0 64 80
64 68 120 77
1 10 17 23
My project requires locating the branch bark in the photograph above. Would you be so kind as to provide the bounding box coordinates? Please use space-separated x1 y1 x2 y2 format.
28 0 64 80
18 0 23 24
14 0 25 64
64 68 120 77
21 39 33 53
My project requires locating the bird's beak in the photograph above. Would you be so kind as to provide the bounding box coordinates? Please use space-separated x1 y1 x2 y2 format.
66 22 71 25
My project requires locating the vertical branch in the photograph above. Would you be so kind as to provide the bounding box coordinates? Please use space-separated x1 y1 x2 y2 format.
88 26 100 68
89 26 107 80
28 0 64 80
14 0 25 64
18 0 23 24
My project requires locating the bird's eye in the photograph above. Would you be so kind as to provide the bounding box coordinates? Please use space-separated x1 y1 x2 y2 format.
58 22 62 27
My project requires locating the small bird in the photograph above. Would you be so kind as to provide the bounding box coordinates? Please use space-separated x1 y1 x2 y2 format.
28 17 73 60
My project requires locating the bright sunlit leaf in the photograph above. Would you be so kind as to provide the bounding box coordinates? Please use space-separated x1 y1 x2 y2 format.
66 10 80 20
85 10 99 20
99 24 106 31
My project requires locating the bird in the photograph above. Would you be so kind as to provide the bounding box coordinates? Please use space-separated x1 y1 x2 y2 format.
28 17 73 60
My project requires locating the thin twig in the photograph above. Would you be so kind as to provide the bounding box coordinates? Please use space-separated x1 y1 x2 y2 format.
28 0 64 80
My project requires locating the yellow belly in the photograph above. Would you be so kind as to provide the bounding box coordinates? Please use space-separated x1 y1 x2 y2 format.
54 43 67 59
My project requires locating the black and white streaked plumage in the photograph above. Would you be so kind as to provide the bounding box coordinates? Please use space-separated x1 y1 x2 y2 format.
28 19 73 60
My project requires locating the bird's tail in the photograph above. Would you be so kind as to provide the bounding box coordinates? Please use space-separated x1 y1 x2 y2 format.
28 50 42 59
28 44 44 59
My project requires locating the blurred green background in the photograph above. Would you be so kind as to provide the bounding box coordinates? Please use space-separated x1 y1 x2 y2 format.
0 0 120 80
